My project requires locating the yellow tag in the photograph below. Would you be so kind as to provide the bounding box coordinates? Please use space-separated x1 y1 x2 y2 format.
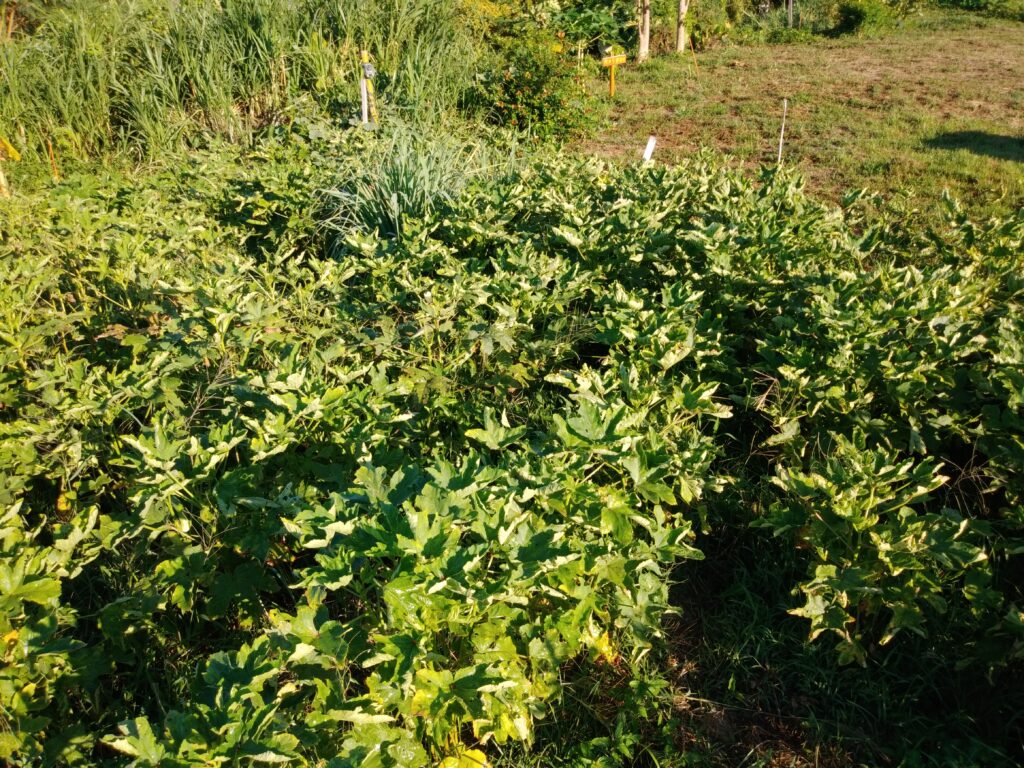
0 136 20 162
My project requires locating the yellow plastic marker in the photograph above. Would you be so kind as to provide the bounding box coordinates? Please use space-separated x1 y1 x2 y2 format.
601 52 627 98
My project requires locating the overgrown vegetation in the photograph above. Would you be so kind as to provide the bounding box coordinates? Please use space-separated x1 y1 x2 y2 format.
0 0 589 167
2 1 1023 767
3 116 1024 766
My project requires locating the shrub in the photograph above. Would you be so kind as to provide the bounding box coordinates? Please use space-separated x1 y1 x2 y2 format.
939 0 1024 19
4 105 1024 765
833 0 895 33
766 24 817 41
552 0 637 50
465 20 595 141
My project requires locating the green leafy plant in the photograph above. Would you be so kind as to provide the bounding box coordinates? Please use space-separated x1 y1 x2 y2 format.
833 0 896 33
1 118 1023 765
465 19 595 141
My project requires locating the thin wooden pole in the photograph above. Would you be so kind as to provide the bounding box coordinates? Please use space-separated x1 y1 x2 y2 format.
777 98 788 165
0 134 20 197
47 139 60 182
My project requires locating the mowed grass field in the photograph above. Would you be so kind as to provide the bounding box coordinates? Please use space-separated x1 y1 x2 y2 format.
588 11 1024 222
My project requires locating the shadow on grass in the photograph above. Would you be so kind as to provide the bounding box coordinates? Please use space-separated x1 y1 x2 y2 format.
924 131 1024 162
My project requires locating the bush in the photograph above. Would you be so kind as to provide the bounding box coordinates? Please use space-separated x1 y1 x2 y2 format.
5 139 1024 765
766 24 817 41
939 0 1024 19
4 120 1024 763
552 0 637 50
833 0 896 32
465 20 595 141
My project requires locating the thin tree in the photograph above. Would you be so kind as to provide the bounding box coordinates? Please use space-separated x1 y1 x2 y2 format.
638 0 651 62
676 0 690 53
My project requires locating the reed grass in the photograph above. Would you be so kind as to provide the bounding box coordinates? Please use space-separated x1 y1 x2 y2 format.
0 0 479 160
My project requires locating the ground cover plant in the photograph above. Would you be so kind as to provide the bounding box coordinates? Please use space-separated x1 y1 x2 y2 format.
3 1 1024 767
2 112 1024 764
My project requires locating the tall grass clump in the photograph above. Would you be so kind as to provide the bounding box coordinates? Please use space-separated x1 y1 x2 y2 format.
0 0 480 161
320 0 482 123
324 122 520 241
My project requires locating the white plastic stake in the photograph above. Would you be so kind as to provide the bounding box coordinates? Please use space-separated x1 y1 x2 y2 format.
360 77 369 126
642 136 657 163
777 98 788 165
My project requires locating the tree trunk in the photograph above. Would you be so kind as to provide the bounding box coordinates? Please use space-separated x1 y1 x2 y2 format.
638 0 651 62
676 0 690 53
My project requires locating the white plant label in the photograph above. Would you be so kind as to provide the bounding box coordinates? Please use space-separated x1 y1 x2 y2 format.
642 136 657 163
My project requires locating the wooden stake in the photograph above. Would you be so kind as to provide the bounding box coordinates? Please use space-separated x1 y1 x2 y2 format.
0 134 18 161
359 51 369 126
777 98 788 165
360 77 369 125
602 52 627 98
0 134 17 198
47 139 60 182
